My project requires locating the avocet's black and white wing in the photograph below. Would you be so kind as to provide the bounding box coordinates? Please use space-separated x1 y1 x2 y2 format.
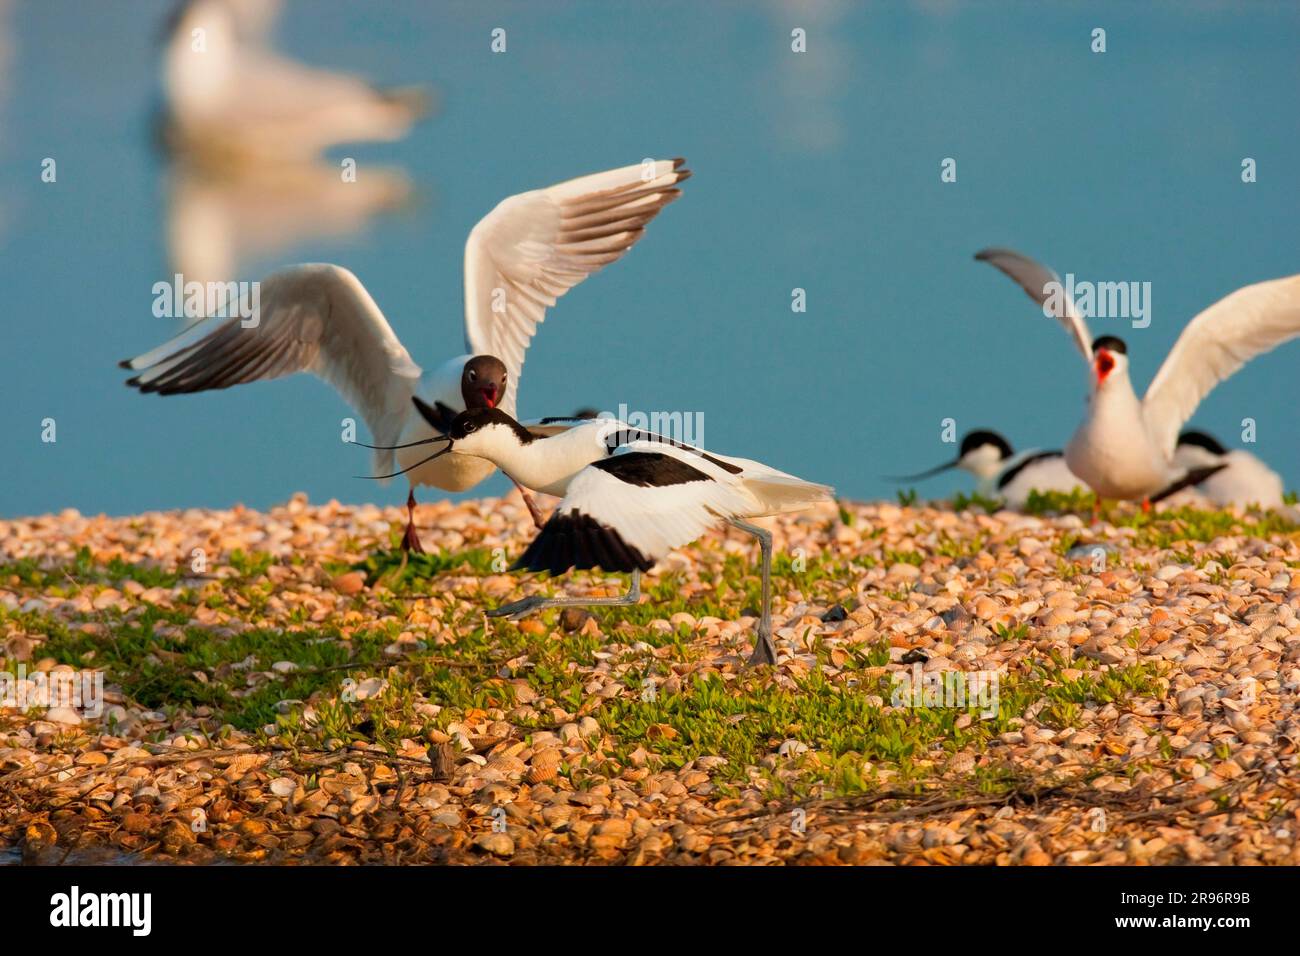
520 416 598 439
975 247 1093 362
462 159 690 416
512 442 833 575
995 449 1082 509
121 263 421 473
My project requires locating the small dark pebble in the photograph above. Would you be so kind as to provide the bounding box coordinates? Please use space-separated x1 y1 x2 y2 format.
560 607 594 632
1065 542 1118 562
820 604 848 623
900 649 929 665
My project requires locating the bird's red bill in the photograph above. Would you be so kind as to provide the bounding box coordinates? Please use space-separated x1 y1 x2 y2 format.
1095 349 1115 383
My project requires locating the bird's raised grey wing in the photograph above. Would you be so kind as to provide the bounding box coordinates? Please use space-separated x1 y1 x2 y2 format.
122 263 422 473
975 247 1093 362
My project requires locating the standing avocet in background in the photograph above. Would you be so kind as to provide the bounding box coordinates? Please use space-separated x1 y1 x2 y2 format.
404 403 834 665
1173 431 1285 510
891 429 1084 510
974 248 1300 505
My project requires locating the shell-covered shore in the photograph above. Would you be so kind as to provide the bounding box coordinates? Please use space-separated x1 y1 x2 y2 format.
2 491 1299 865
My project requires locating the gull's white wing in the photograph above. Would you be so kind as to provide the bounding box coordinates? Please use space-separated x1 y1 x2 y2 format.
513 442 754 574
975 247 1093 361
1142 274 1300 459
463 158 690 416
122 263 421 473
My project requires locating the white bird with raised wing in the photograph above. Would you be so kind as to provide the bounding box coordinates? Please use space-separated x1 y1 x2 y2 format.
975 248 1300 503
406 404 834 665
122 159 691 550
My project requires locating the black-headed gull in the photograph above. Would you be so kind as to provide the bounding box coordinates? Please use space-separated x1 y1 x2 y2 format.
1174 431 1285 510
161 0 430 164
122 159 691 550
975 248 1300 504
405 404 834 665
892 429 1084 509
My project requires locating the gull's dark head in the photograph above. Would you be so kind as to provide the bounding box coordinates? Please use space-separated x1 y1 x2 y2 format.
461 355 508 410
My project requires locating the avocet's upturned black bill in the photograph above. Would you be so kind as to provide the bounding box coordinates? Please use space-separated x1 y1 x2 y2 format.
975 247 1300 503
121 159 691 550
415 404 834 666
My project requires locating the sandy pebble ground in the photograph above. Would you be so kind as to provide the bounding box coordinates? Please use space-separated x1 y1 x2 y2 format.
2 490 1299 865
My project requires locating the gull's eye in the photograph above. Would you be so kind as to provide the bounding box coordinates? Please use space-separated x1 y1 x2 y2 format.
468 369 478 381
464 421 477 433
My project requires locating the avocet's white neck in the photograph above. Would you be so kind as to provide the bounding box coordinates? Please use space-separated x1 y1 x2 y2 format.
959 444 1005 482
457 421 609 497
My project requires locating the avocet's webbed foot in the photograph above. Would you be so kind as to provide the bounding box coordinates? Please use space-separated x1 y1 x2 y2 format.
747 632 776 666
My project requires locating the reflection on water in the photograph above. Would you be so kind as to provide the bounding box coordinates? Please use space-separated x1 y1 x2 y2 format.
767 0 849 153
155 0 428 306
165 158 413 290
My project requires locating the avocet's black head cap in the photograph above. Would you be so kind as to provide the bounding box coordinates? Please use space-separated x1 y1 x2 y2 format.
960 430 1014 460
1178 430 1226 455
1091 335 1127 355
440 406 534 443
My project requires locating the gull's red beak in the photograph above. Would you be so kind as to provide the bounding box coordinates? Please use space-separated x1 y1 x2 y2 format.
480 384 498 408
1094 349 1115 385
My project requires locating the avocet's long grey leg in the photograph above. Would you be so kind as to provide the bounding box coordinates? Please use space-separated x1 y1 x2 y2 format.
487 570 641 620
729 519 774 665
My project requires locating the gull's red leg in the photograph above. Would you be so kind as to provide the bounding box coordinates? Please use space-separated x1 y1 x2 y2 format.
512 477 546 530
401 488 425 553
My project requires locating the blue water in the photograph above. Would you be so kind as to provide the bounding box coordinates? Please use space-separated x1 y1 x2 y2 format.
2 1 1298 517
